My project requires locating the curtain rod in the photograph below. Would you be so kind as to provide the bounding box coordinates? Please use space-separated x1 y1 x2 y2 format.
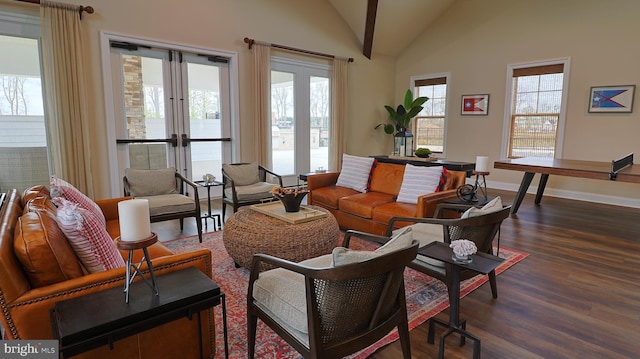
14 0 95 17
244 37 354 63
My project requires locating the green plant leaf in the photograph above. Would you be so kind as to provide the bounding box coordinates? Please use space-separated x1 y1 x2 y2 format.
383 124 394 134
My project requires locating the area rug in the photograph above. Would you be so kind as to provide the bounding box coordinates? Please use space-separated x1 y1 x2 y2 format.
164 231 527 359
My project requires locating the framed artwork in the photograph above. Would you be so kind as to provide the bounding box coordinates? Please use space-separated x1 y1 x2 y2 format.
461 94 489 115
589 85 635 113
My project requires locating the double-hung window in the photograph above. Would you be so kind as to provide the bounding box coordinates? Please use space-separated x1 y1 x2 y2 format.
413 75 449 154
505 60 569 158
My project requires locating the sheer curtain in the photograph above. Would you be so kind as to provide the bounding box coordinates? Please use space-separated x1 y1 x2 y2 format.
251 43 271 166
40 0 94 196
330 58 348 171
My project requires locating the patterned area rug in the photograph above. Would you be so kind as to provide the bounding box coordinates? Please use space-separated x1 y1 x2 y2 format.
164 231 527 359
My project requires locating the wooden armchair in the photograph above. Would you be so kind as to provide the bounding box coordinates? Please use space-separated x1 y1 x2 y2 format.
221 162 282 220
247 239 419 359
123 167 202 242
343 201 511 309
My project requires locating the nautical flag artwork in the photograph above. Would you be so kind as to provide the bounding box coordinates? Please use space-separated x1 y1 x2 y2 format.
589 85 635 113
461 94 490 115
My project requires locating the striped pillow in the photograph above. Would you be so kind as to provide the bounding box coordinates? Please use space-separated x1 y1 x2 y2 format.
336 154 375 193
396 165 444 204
55 198 125 273
50 176 106 226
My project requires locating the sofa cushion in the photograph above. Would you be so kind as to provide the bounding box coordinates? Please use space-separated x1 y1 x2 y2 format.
338 192 395 219
223 163 260 186
50 176 106 226
397 165 443 204
14 211 85 287
310 185 359 210
336 154 374 193
22 185 51 207
23 197 57 217
371 201 420 226
125 168 179 197
138 194 196 217
369 162 405 196
55 198 125 273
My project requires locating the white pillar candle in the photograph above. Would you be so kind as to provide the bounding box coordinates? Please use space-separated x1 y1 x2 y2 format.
118 199 152 242
475 156 489 172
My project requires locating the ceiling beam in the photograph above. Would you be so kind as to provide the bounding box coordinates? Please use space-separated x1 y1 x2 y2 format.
363 0 378 59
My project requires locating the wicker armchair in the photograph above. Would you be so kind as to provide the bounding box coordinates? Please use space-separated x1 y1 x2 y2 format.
247 240 419 359
344 202 511 309
123 167 202 242
221 162 282 221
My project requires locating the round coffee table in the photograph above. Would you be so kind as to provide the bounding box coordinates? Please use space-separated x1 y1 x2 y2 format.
223 205 340 270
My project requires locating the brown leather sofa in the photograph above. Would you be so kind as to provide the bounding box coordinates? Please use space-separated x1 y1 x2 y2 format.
308 162 466 235
0 187 215 359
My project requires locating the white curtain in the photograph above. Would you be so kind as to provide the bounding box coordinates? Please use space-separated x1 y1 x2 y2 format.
251 43 271 166
330 58 348 171
40 0 94 196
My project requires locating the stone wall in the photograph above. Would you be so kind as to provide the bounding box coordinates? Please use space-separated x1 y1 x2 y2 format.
122 55 145 139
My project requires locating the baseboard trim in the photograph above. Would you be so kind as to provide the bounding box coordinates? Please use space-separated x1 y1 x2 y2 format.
472 179 640 209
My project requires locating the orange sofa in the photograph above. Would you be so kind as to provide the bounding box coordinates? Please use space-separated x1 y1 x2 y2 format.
308 162 466 235
0 187 215 359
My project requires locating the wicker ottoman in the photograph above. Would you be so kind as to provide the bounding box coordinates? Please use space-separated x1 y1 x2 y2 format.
223 205 340 269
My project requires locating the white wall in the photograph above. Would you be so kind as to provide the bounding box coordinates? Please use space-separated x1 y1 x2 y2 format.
0 0 396 198
395 0 640 207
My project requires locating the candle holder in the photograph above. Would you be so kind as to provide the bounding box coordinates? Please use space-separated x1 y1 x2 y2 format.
116 233 159 303
473 170 489 202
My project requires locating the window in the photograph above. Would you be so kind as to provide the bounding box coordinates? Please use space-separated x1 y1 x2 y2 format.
505 61 569 158
413 75 449 154
271 57 330 180
0 13 49 192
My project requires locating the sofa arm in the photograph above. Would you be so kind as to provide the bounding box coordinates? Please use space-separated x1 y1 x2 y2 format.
95 196 132 222
307 172 340 190
3 249 212 340
415 189 459 218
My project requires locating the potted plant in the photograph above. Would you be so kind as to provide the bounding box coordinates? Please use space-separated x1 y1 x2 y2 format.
375 89 429 134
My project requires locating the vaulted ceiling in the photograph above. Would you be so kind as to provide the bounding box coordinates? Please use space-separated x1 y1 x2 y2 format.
328 0 456 58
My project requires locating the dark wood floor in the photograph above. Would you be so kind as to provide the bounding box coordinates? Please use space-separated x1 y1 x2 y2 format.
157 190 640 359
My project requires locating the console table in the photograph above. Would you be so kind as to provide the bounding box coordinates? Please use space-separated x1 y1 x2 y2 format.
372 155 476 176
51 267 228 359
420 241 503 359
494 155 640 214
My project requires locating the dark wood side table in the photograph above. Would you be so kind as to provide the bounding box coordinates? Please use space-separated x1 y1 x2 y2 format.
50 267 228 359
419 241 504 359
195 180 223 230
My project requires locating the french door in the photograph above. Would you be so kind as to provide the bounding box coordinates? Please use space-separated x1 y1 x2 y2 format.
108 42 232 196
270 57 330 182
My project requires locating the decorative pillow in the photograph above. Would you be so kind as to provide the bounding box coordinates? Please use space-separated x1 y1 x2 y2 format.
222 163 260 186
437 167 449 191
50 176 105 226
461 196 503 218
396 165 444 204
55 198 125 273
124 168 178 197
375 226 413 255
333 227 413 266
336 154 375 193
14 211 85 287
366 159 378 191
